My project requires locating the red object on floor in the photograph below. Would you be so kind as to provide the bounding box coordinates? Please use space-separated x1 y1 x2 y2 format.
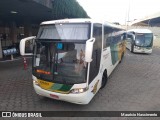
23 57 27 70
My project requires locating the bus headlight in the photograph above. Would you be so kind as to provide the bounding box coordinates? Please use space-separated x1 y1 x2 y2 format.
137 47 140 49
70 87 88 94
134 46 140 49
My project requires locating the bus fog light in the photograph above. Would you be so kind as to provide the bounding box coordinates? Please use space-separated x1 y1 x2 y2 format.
70 88 88 94
33 80 39 86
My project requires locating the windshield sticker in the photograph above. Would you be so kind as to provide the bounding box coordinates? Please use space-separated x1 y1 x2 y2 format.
57 43 63 50
74 44 86 73
36 58 40 66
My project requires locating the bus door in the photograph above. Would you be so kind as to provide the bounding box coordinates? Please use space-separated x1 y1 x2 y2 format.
88 23 102 84
126 33 135 51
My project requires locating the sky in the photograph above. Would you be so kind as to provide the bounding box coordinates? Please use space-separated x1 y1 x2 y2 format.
77 0 160 25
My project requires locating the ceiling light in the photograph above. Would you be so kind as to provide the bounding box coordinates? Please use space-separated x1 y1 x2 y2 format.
11 11 18 14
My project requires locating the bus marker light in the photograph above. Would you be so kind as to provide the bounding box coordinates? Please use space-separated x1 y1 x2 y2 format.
36 70 51 75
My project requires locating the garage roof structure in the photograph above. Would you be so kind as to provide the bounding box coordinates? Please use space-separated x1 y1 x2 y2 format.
131 12 160 26
0 0 53 25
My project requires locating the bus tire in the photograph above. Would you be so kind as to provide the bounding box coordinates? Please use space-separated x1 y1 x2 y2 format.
101 70 108 89
131 44 134 53
119 52 124 63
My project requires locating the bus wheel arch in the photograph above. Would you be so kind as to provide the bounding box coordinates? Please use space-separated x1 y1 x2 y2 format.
100 70 108 89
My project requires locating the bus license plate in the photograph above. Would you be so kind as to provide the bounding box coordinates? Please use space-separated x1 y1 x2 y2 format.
142 50 145 53
142 49 145 53
50 94 59 99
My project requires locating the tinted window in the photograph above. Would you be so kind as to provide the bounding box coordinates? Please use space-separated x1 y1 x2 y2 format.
37 23 91 41
104 26 124 48
135 33 153 47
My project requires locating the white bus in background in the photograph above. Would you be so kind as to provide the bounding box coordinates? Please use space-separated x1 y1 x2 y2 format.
126 29 153 54
20 19 126 104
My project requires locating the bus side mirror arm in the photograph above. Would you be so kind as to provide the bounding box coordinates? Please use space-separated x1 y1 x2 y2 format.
20 36 36 56
85 38 95 63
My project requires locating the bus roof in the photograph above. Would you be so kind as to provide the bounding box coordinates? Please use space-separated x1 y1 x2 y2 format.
40 18 124 30
41 18 92 25
127 29 152 33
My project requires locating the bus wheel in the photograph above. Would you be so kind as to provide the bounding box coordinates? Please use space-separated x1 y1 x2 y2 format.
131 45 134 53
119 52 124 63
101 71 108 89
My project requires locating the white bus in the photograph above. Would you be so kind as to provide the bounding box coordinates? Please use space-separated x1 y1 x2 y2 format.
20 19 126 104
126 29 153 54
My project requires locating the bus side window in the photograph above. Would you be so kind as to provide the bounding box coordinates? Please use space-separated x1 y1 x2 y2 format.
93 24 102 68
121 33 127 41
127 34 134 42
106 36 111 46
112 30 123 44
104 26 114 48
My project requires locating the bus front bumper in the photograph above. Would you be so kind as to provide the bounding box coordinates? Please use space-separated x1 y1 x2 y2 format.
33 82 91 105
134 47 152 54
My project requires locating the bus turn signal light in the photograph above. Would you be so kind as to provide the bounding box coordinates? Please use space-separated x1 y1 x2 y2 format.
36 70 51 75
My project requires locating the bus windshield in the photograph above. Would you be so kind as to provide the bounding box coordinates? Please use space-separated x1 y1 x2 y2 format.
135 33 153 47
37 23 90 41
33 42 87 84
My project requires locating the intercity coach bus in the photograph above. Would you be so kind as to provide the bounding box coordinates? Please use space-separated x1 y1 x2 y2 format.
126 29 153 54
20 19 126 104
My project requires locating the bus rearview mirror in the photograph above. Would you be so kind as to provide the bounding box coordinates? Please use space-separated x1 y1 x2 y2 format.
20 36 36 56
85 38 95 63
